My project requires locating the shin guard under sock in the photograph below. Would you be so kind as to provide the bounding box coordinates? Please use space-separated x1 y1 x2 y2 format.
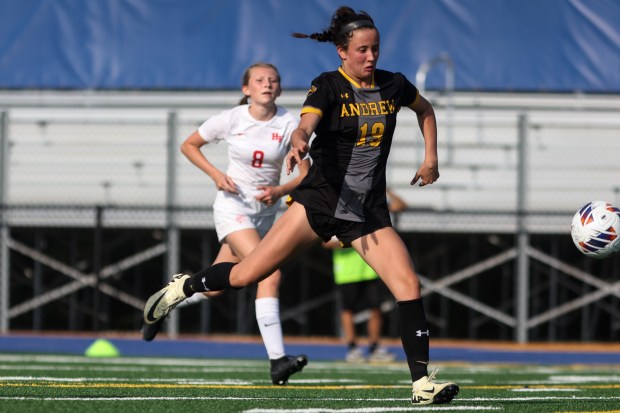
398 298 430 381
255 297 285 360
183 262 236 296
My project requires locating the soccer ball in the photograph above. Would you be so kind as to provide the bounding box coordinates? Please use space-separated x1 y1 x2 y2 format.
570 200 620 259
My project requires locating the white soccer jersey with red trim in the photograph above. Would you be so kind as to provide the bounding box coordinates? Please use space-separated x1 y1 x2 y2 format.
198 104 297 207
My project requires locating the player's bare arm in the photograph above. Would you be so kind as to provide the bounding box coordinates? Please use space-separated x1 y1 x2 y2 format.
180 130 238 194
408 95 439 186
256 159 310 204
286 113 319 175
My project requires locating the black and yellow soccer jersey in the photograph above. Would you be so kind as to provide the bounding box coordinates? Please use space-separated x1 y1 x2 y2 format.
291 67 419 222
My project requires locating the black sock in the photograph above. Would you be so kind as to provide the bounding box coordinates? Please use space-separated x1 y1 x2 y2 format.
182 262 236 296
347 341 357 350
369 342 378 353
398 298 429 382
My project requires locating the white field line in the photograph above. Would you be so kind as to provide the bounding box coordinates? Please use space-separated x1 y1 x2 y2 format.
0 354 266 367
0 354 407 372
0 364 267 373
548 375 620 382
465 396 620 401
0 376 361 385
3 375 617 391
2 354 616 375
514 375 620 385
1 396 619 402
511 388 577 392
2 396 406 401
0 376 254 384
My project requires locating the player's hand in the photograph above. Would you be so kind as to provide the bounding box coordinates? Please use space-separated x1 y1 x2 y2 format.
411 160 439 187
286 143 309 175
255 186 281 206
213 171 238 194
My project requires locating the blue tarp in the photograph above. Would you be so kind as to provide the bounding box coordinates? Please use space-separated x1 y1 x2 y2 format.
0 0 619 92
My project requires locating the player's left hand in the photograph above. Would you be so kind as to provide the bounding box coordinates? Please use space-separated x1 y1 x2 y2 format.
256 186 282 206
411 160 439 186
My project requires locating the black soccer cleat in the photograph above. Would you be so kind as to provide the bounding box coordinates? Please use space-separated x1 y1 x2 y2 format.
141 316 165 342
270 354 308 385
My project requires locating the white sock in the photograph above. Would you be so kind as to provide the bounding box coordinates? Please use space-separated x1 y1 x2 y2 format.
255 297 285 360
176 292 209 309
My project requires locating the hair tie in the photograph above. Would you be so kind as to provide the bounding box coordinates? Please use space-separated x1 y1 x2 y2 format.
337 20 375 39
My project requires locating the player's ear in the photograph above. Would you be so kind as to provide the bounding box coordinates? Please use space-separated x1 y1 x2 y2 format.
241 84 250 97
337 45 347 61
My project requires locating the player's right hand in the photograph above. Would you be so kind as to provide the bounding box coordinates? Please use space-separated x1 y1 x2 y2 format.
213 172 238 194
286 143 309 175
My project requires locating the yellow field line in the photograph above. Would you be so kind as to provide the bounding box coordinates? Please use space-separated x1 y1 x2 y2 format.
466 384 620 390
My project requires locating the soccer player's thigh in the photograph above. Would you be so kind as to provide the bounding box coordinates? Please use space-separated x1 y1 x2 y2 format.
350 227 420 301
230 202 320 286
213 243 240 264
226 228 262 260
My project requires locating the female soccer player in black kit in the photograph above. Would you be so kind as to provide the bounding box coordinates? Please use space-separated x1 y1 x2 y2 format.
143 6 458 405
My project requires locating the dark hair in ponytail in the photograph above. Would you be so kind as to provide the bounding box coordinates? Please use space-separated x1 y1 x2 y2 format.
238 62 281 105
291 6 375 48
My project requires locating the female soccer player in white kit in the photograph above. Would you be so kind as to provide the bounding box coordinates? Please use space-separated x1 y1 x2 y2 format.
142 62 310 385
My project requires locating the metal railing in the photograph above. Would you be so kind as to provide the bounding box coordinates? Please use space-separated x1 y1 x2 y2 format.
1 91 619 342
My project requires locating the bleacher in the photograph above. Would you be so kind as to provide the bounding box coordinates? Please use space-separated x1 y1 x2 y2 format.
3 90 620 234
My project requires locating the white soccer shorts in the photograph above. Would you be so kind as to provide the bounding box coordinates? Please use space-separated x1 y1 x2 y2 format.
213 190 278 242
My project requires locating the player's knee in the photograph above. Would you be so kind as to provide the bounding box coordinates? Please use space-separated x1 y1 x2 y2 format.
229 270 254 288
386 271 420 295
409 274 421 291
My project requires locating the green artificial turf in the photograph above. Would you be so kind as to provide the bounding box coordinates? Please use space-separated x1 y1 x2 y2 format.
0 354 618 412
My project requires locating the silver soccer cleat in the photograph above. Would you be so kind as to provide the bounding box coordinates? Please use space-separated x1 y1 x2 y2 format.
411 367 459 405
143 274 190 325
